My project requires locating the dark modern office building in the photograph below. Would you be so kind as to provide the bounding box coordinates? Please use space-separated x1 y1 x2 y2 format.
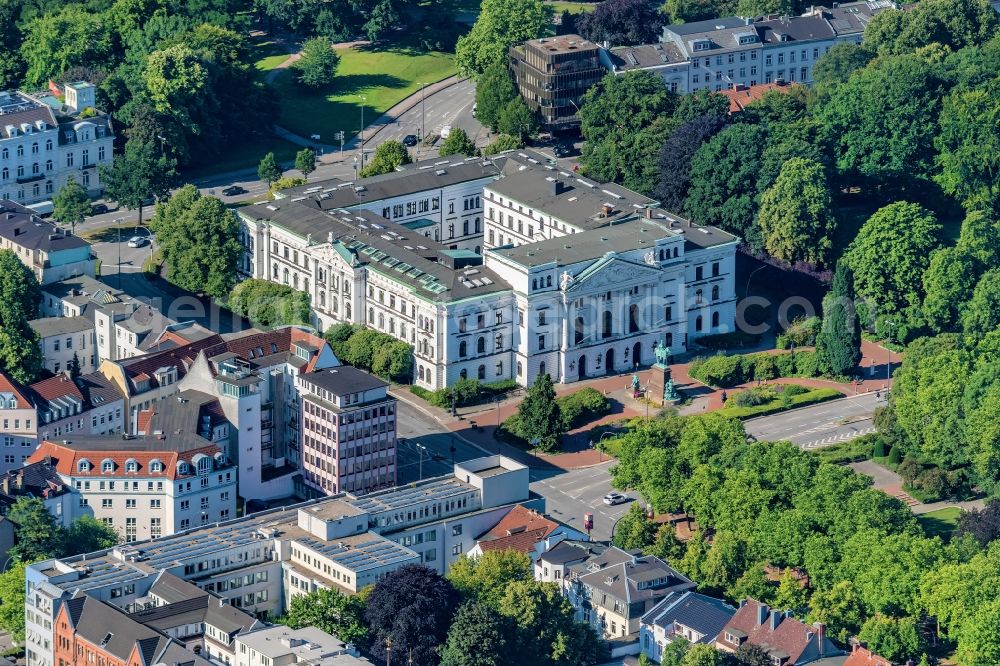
509 35 604 132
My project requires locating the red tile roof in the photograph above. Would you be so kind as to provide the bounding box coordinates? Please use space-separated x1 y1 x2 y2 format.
844 644 892 666
717 598 829 664
719 82 799 113
29 373 83 404
119 334 224 395
29 439 224 481
476 505 560 554
0 371 33 409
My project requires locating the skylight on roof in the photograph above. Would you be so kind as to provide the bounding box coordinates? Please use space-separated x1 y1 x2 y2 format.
394 263 413 273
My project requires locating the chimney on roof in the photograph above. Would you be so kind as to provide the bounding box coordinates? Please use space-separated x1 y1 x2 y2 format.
734 83 747 92
769 609 782 631
14 470 24 490
601 203 613 217
1 477 9 496
551 179 562 196
645 207 653 219
756 602 769 626
813 622 825 656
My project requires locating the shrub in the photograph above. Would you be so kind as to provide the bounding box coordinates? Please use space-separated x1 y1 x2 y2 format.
323 325 414 382
792 350 821 377
887 446 902 465
774 351 798 377
912 468 949 500
557 387 611 429
781 384 810 397
715 388 842 419
812 434 877 464
777 316 821 349
730 386 778 407
873 438 887 458
690 350 824 388
898 457 923 484
691 354 745 387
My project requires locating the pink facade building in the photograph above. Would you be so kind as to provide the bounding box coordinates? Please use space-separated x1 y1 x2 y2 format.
298 366 397 496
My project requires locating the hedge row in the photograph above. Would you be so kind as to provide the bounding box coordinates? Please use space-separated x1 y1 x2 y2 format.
715 387 842 419
324 323 414 383
410 378 518 409
688 350 822 388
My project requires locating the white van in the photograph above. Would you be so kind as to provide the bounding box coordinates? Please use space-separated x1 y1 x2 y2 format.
440 125 452 139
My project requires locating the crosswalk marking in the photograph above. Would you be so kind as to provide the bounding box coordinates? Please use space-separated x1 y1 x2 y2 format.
799 426 875 449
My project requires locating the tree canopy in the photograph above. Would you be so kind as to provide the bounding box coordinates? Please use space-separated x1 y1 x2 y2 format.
293 37 340 89
757 157 835 267
150 184 241 298
360 140 411 177
0 249 42 384
455 0 546 78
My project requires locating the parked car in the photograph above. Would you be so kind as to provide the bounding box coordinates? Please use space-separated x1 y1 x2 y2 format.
553 144 569 158
440 125 452 139
402 134 418 147
472 103 478 118
91 203 109 215
222 185 247 196
603 492 628 506
126 236 148 248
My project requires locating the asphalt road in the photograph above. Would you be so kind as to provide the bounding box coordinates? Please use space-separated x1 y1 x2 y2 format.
365 78 487 152
530 462 631 542
744 392 883 449
393 395 494 485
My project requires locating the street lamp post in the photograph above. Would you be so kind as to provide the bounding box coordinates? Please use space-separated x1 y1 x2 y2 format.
358 95 367 170
745 264 767 299
415 442 427 481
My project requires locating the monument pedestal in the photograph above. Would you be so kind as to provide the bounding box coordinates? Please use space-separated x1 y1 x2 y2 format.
647 363 681 406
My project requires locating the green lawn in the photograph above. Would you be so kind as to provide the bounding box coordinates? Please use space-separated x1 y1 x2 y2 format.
917 507 961 540
270 46 456 142
181 134 301 180
546 0 597 13
252 39 294 73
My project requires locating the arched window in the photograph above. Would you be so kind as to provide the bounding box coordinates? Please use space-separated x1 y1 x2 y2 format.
282 267 289 285
477 337 485 354
477 364 486 380
602 311 612 338
659 249 665 260
628 305 639 333
463 220 469 236
459 341 467 357
272 263 279 279
459 368 468 379
673 247 679 258
1 148 8 159
532 279 537 290
368 308 374 323
378 313 384 329
695 289 703 303
319 291 326 307
517 361 523 376
695 316 703 332
101 459 115 473
45 140 52 151
45 160 52 171
546 275 552 287
712 311 720 328
16 166 23 177
419 366 425 380
574 317 585 344
475 218 481 233
666 332 673 346
125 458 138 473
1 168 7 180
31 143 38 154
345 303 352 319
150 459 163 473
32 163 39 174
78 459 91 473
712 285 720 300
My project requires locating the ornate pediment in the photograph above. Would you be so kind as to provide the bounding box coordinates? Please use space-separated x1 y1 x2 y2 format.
566 256 664 293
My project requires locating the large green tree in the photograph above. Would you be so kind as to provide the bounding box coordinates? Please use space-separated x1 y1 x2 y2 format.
811 42 873 90
360 140 411 177
816 54 944 191
7 497 63 562
20 5 114 86
229 279 311 328
816 262 862 376
258 151 283 190
439 128 478 157
447 550 532 608
0 249 42 384
64 516 119 556
515 372 564 452
455 0 546 78
293 37 340 89
612 503 657 551
936 79 1000 214
864 0 998 55
475 61 517 132
439 602 510 666
843 202 942 313
497 581 606 666
0 561 27 643
923 247 979 333
685 124 769 248
150 185 241 298
962 270 1000 338
52 177 92 234
295 148 317 180
99 140 177 226
282 587 369 648
580 71 677 193
496 97 538 144
757 157 835 266
143 44 211 134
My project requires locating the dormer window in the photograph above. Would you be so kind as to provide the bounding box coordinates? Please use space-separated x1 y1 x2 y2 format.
125 459 138 473
78 459 92 473
101 459 115 473
150 459 163 473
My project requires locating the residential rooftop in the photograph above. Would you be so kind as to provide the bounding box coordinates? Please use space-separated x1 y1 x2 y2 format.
300 366 388 397
0 200 91 252
607 43 687 71
29 315 93 339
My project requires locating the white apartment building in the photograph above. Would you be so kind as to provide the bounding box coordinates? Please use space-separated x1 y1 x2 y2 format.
25 455 533 666
267 157 501 257
237 203 515 391
29 316 98 375
483 169 738 384
234 625 369 666
606 2 887 92
29 392 238 542
0 371 36 475
0 200 95 285
0 83 114 206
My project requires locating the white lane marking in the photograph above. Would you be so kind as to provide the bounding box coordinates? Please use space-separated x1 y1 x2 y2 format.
799 426 875 449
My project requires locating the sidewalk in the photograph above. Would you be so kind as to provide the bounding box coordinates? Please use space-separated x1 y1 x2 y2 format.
394 339 903 471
